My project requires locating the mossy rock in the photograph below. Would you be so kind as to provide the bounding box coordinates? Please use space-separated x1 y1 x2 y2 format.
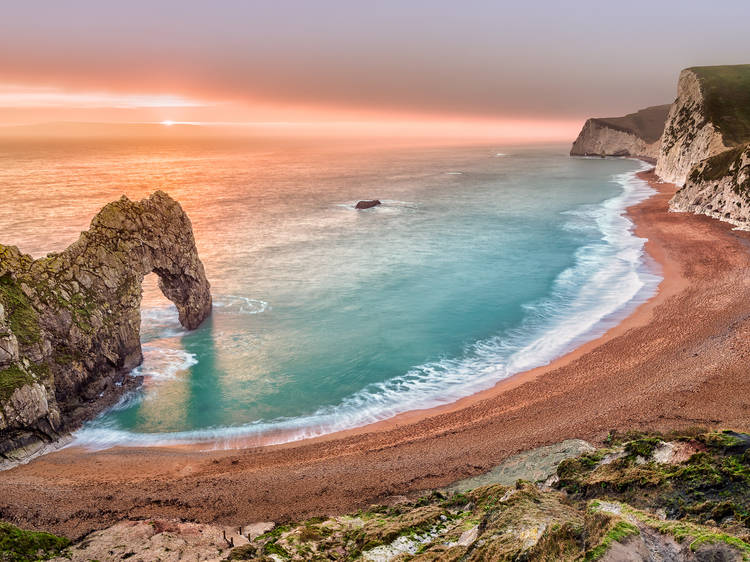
0 275 41 345
0 365 35 402
0 521 70 562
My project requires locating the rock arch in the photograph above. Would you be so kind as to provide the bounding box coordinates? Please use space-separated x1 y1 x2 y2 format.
0 191 211 460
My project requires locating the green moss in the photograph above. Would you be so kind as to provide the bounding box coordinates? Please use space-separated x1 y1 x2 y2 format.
254 524 290 542
297 525 324 542
625 437 663 459
690 145 746 182
701 430 748 450
0 275 41 345
689 533 750 554
557 451 606 479
441 492 470 508
585 520 640 561
691 65 750 146
0 521 70 562
53 352 78 366
0 365 34 402
623 503 750 556
263 540 289 558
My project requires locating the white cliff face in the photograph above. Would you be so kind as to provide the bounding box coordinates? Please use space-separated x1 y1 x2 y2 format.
570 119 661 161
656 70 727 186
670 145 750 228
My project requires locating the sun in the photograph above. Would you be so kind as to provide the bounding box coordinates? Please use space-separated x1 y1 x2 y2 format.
160 120 176 126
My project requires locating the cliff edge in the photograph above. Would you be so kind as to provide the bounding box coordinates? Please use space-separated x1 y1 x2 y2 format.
574 64 750 228
657 64 750 186
570 104 671 162
0 191 211 462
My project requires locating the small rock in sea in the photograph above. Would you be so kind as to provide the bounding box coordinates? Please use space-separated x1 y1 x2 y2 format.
355 199 381 209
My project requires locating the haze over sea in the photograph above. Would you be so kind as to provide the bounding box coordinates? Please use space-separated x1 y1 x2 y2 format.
0 133 659 448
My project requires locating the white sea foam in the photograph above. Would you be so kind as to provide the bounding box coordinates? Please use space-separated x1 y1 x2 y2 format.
213 295 269 315
133 344 198 381
73 162 661 450
139 305 186 340
139 296 267 342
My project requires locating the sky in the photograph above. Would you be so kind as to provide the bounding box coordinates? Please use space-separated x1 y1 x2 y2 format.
1 0 749 138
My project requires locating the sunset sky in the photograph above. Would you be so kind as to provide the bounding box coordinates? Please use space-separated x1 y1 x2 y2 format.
2 0 749 139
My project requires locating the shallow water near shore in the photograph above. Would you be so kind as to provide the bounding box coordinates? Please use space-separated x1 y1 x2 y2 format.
0 136 659 447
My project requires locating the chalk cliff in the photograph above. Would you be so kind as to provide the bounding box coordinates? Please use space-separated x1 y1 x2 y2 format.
657 70 726 185
575 64 750 228
656 64 750 225
0 191 211 462
570 104 670 162
670 143 750 227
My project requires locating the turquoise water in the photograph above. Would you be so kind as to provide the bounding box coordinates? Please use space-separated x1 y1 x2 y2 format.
0 137 659 447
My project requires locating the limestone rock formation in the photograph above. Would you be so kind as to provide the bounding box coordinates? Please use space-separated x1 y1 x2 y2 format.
570 104 670 162
574 64 750 228
0 191 211 461
657 65 750 186
656 70 728 185
670 144 750 228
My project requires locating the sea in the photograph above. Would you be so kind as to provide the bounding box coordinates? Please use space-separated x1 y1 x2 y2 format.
0 133 660 449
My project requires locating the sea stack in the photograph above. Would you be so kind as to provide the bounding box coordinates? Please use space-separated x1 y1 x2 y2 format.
355 199 382 209
0 191 211 462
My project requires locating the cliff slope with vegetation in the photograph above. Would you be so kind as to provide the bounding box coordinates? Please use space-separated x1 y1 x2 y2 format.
657 65 750 186
670 143 750 227
3 429 749 561
570 104 671 161
665 65 750 225
573 63 750 228
0 192 211 464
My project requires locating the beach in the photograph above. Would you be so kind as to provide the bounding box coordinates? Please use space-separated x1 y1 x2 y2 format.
3 169 750 539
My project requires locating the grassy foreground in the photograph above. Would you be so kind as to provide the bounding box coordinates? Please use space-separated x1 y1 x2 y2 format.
3 429 750 561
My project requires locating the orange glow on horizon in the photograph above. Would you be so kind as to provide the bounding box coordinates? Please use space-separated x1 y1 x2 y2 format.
0 81 583 142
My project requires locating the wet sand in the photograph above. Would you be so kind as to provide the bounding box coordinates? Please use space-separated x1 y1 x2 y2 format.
3 170 750 539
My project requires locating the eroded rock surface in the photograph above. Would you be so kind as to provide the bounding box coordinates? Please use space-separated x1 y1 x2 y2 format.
445 438 594 493
656 68 729 186
670 143 750 228
0 191 211 461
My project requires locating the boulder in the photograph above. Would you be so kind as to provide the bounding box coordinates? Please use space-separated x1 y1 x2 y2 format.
355 199 381 209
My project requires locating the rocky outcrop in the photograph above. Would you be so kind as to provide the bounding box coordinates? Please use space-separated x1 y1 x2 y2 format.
11 430 745 561
355 199 381 209
0 191 211 461
570 104 670 161
670 143 750 228
656 69 729 185
445 438 594 493
657 64 750 186
656 64 750 225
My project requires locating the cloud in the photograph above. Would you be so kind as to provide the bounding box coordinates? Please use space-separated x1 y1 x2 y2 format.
0 84 208 109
